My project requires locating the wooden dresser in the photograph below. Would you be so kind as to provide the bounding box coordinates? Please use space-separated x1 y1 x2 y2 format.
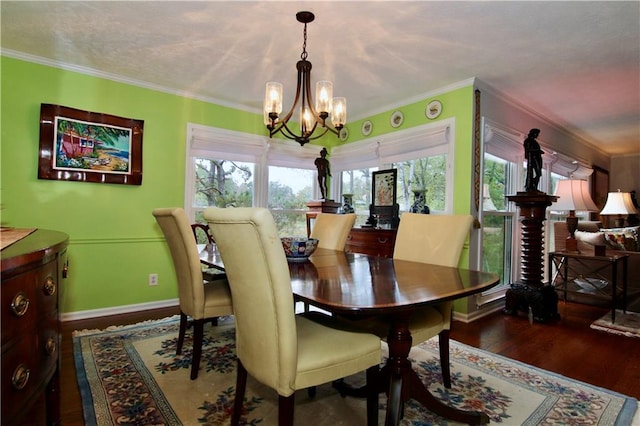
1 229 69 425
345 227 397 258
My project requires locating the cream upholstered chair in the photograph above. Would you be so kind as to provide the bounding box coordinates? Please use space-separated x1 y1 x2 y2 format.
392 213 474 388
204 207 381 426
152 208 233 380
310 213 356 250
305 213 356 312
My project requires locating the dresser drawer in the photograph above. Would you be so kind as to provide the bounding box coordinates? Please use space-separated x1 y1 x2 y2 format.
346 228 397 258
1 269 38 348
1 334 40 421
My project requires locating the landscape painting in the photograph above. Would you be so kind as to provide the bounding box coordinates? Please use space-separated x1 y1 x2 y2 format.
54 117 132 174
39 104 143 185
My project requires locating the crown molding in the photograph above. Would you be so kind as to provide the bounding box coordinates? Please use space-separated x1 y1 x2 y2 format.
2 49 257 114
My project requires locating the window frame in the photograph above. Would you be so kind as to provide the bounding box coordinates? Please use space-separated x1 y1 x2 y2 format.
185 123 321 221
330 119 455 214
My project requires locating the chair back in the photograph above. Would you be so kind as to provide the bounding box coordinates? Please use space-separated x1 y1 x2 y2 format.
393 213 473 267
204 207 297 395
152 208 206 318
310 213 356 250
191 223 215 244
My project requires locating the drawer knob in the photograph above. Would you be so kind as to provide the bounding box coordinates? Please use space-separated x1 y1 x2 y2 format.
43 276 57 296
377 238 388 243
63 260 69 278
11 364 30 390
45 337 57 355
10 292 30 317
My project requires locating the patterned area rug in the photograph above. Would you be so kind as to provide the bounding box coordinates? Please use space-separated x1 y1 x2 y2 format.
591 310 640 338
73 316 638 425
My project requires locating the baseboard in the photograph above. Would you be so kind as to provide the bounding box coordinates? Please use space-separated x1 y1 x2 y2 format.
61 299 179 322
453 302 504 323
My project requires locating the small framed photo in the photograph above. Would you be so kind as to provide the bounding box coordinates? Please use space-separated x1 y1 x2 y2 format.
38 104 144 185
372 169 397 207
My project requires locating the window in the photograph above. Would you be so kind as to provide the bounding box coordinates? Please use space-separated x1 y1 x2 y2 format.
481 153 517 287
268 166 313 236
192 158 254 222
185 124 320 236
332 120 454 224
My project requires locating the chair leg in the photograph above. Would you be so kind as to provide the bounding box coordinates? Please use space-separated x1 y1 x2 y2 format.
177 312 188 355
278 394 295 426
231 360 248 426
366 366 379 426
307 386 316 398
190 319 204 380
439 329 452 388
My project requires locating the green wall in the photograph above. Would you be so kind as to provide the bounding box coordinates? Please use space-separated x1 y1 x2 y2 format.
1 56 475 315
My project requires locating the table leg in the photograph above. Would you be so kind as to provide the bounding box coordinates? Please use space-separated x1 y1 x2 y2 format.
612 260 617 323
384 315 489 426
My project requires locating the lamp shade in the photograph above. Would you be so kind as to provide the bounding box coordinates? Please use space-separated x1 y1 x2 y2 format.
552 179 598 212
600 191 638 215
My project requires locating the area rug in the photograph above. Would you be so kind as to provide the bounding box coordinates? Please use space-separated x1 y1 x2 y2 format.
73 316 638 426
591 310 640 338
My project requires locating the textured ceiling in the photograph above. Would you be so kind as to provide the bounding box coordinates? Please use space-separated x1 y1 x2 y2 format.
2 1 639 155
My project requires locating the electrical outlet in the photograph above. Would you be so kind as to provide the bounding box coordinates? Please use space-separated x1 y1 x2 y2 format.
149 273 158 286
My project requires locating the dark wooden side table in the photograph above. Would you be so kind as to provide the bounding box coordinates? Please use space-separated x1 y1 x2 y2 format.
548 251 628 323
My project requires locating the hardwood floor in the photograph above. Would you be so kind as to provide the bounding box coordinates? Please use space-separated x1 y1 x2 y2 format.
60 301 639 424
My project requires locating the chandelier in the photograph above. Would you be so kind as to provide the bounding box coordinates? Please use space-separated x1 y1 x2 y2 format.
263 11 346 146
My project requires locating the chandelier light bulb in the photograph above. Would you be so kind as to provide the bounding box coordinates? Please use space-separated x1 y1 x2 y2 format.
315 81 333 114
332 97 346 128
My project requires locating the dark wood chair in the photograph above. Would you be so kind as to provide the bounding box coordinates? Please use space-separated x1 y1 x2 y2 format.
191 223 227 283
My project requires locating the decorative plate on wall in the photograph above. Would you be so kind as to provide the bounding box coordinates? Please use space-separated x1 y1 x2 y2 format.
361 120 373 136
425 100 442 119
390 110 404 128
339 127 349 142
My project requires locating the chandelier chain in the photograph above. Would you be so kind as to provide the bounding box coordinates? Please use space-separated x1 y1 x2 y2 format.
301 23 308 60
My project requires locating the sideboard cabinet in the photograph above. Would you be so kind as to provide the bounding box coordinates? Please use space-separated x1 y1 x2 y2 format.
345 227 397 258
1 229 69 425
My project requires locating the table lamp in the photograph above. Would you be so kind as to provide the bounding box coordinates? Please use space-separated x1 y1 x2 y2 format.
552 179 598 252
600 190 638 228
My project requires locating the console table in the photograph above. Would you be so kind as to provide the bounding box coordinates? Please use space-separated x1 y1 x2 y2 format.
549 251 628 323
345 227 397 258
1 229 69 425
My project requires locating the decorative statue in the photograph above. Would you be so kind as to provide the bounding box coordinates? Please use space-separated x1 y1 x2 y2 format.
314 147 331 199
524 128 544 192
410 189 430 214
341 194 354 213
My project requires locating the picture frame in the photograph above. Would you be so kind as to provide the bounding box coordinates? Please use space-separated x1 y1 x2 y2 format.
38 103 144 185
372 169 397 207
368 168 399 229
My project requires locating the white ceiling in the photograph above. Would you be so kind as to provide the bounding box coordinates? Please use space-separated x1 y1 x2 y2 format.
2 1 639 155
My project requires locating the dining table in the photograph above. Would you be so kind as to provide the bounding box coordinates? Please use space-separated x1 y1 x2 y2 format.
199 244 500 426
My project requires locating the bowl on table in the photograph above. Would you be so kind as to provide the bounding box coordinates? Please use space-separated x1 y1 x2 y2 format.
281 237 319 262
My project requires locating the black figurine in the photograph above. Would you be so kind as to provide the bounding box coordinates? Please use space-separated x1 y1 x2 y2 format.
314 147 331 200
524 128 544 192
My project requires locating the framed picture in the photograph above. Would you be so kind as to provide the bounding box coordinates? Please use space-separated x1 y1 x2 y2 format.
38 104 144 185
373 169 397 207
369 169 399 228
590 165 609 222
